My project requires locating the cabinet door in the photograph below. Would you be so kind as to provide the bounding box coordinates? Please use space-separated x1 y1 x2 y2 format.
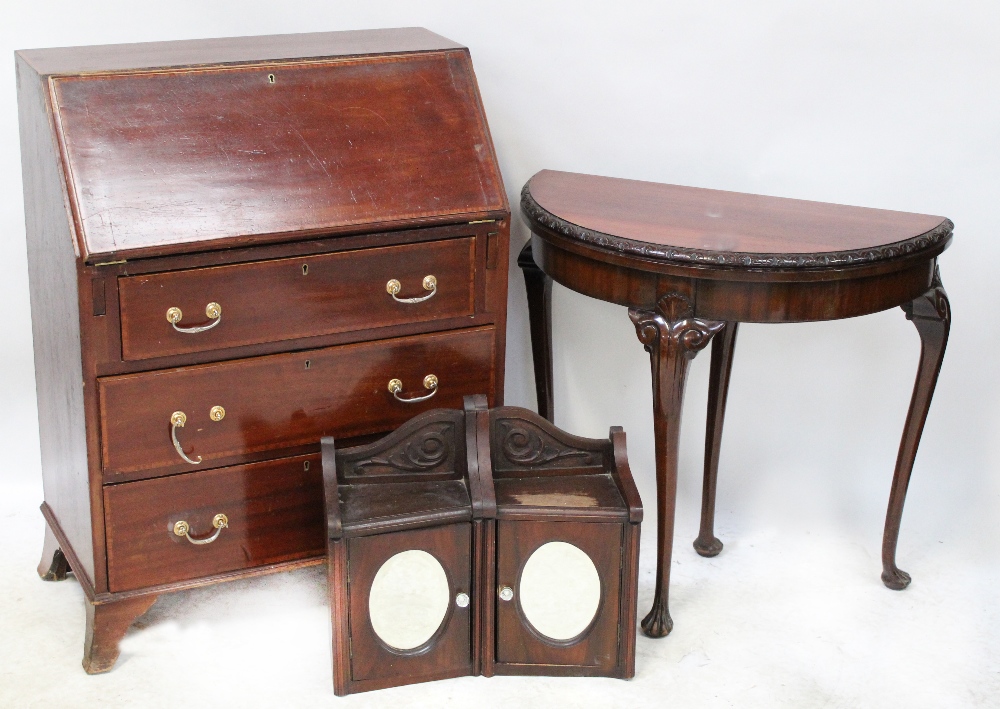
496 521 622 671
347 523 473 688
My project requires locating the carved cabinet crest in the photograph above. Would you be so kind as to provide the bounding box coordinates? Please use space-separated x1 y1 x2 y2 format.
323 396 643 695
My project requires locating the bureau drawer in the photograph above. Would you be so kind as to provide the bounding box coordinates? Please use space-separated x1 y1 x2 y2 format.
99 327 495 478
104 454 324 592
118 237 476 361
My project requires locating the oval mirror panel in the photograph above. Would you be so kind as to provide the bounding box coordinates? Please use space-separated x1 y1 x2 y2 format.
519 541 601 641
369 549 450 651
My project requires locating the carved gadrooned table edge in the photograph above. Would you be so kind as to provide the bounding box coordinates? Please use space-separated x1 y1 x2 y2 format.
521 182 954 269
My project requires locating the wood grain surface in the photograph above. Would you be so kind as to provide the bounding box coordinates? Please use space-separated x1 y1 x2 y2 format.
51 51 505 259
104 453 324 592
519 169 952 644
119 237 476 360
19 28 510 672
527 169 948 258
99 327 495 478
17 27 463 75
495 520 621 670
347 524 473 687
16 53 98 585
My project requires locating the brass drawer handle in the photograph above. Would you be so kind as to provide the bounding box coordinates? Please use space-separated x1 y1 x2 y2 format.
173 514 228 545
386 275 436 304
170 411 202 465
388 374 438 403
170 408 225 465
166 302 222 333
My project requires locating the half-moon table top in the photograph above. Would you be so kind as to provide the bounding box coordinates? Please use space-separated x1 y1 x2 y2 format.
522 170 952 270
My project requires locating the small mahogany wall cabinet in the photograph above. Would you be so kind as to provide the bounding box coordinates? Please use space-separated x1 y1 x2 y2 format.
324 396 643 695
16 28 510 673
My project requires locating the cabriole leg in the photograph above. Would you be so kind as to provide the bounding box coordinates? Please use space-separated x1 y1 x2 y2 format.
882 268 950 590
631 294 724 637
518 241 555 422
694 322 739 557
83 595 157 674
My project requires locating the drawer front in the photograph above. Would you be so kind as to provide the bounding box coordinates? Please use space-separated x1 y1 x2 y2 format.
104 454 324 592
118 237 476 361
99 327 495 477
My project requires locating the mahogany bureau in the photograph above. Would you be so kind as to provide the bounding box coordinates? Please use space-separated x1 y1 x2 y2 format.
17 28 510 673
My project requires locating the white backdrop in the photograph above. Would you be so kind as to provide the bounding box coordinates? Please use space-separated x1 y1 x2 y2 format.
1 2 998 707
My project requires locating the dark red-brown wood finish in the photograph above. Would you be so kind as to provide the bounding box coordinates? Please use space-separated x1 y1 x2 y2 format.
117 237 478 361
18 28 509 673
485 407 642 679
323 398 488 695
519 169 951 638
37 34 505 261
323 398 642 694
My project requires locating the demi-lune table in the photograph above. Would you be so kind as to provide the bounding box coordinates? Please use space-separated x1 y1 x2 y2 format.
518 170 952 638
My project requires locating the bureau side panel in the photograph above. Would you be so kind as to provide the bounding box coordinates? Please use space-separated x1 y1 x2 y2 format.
16 56 96 583
447 51 509 405
486 219 510 405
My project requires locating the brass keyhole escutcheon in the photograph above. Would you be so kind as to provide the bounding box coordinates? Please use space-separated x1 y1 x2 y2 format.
209 406 225 422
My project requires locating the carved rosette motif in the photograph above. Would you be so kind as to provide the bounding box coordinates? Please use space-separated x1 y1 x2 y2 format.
522 183 954 269
629 294 725 356
349 421 455 476
494 418 598 470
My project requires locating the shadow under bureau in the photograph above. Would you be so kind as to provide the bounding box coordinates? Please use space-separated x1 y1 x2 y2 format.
17 28 510 673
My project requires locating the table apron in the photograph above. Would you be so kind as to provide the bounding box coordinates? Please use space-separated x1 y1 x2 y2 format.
532 234 937 323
